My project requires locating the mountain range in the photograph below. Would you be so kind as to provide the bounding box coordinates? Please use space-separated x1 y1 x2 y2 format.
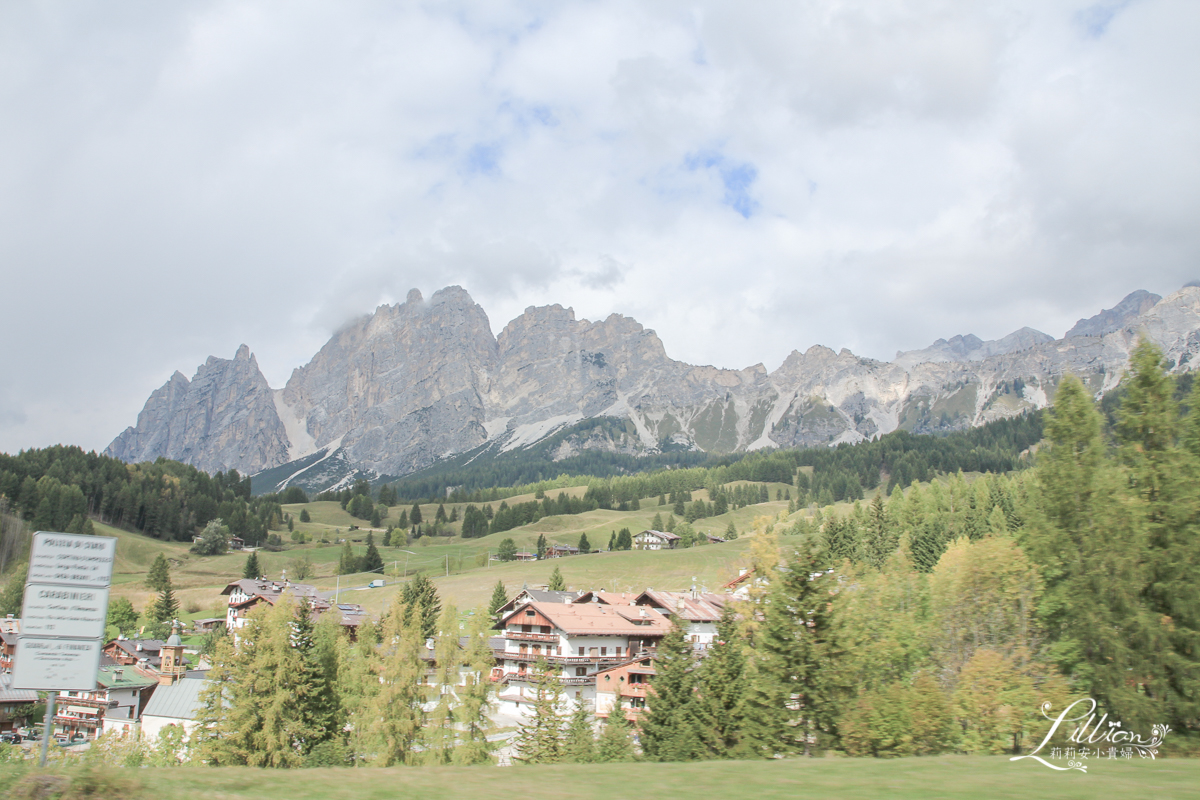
106 285 1200 493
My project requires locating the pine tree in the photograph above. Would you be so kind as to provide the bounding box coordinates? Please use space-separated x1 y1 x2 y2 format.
1022 374 1151 728
639 623 702 761
146 581 180 639
578 533 591 554
651 512 664 531
453 612 498 765
1115 341 1200 728
594 708 636 762
338 541 355 575
365 594 426 765
410 503 423 526
513 658 565 763
489 580 508 618
563 700 596 763
290 598 337 757
401 573 442 641
243 551 261 580
724 520 738 541
741 538 832 757
361 532 384 574
423 604 461 765
299 508 311 523
693 605 747 757
146 553 171 591
204 596 319 766
536 533 547 559
548 565 566 591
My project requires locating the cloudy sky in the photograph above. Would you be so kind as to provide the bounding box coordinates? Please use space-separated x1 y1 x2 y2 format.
1 0 1197 455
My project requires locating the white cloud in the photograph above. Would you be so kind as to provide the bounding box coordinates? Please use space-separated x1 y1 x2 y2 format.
0 1 1197 453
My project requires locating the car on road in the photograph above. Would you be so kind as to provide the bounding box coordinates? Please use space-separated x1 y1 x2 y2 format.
368 579 385 588
0 732 22 744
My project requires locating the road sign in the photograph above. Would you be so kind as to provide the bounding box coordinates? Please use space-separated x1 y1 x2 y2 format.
11 636 104 692
27 531 116 588
20 583 110 638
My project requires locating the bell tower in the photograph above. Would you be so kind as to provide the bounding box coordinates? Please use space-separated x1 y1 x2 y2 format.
159 619 186 686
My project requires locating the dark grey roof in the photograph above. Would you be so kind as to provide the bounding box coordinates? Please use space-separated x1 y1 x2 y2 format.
0 672 38 703
141 678 205 721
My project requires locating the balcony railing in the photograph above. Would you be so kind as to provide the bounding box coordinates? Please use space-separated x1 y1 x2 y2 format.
493 649 625 665
503 672 596 686
504 631 558 643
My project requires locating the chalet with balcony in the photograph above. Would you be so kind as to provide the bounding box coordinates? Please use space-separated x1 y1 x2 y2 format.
546 544 580 558
491 601 671 711
594 654 656 722
54 664 158 740
633 589 727 647
634 530 680 550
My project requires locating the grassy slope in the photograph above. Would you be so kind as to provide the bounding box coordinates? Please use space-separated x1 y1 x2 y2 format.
91 478 847 620
115 757 1200 800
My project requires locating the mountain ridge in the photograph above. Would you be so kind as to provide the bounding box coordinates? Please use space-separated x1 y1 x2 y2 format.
106 285 1200 492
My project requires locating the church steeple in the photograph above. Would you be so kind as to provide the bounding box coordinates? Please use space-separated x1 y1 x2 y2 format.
158 619 186 685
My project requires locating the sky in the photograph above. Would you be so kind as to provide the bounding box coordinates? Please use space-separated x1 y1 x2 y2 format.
1 0 1198 455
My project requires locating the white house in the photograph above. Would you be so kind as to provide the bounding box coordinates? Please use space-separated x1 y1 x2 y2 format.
490 601 671 714
633 530 680 550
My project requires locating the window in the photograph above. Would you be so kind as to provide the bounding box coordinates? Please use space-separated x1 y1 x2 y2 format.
576 667 587 676
525 609 535 617
615 646 623 657
578 646 585 656
522 624 531 633
541 625 551 634
600 647 607 656
557 646 562 655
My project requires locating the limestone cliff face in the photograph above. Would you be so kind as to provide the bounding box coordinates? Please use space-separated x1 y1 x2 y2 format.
106 345 289 475
107 285 1200 488
278 286 498 477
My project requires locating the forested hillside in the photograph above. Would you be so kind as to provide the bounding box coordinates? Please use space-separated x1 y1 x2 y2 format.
387 411 1043 504
0 447 283 546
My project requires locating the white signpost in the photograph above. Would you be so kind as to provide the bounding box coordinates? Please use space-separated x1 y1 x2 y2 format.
13 531 117 765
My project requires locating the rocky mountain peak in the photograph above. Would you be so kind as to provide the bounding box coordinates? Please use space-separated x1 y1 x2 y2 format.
1066 289 1162 338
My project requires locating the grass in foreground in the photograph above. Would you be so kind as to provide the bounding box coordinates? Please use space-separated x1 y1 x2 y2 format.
6 756 1197 800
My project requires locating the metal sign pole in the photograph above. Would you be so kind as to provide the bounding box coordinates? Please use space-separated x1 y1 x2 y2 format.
39 694 55 767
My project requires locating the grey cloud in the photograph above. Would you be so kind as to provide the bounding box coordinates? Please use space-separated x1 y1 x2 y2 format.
0 1 1197 454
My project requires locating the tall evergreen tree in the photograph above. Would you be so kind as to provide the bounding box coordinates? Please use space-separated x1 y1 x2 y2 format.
548 565 566 591
1022 374 1151 728
563 701 596 763
243 551 261 580
536 533 547 559
513 658 565 763
361 531 384 574
578 533 591 554
401 573 442 641
741 538 832 757
146 581 180 639
1116 341 1200 729
489 580 508 618
338 541 356 575
453 612 498 765
146 553 171 591
639 623 702 761
409 503 423 526
594 708 636 762
365 595 426 765
693 605 747 757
